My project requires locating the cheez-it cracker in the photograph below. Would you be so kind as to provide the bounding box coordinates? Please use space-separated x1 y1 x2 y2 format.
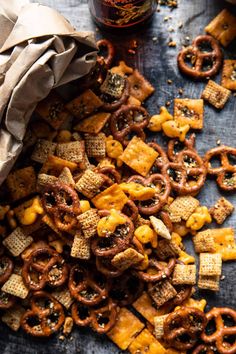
120 136 158 176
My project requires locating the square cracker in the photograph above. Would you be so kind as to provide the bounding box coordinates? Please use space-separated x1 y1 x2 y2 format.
174 98 204 130
66 89 103 121
128 69 155 102
201 80 231 109
3 227 33 257
128 328 166 354
172 264 196 285
199 253 222 276
92 183 128 210
6 166 36 202
210 197 234 224
74 112 111 134
205 9 236 47
120 136 158 177
132 292 160 325
1 305 25 331
221 60 236 91
107 307 144 350
1 274 29 299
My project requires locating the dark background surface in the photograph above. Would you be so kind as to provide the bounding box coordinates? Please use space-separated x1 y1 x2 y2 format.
0 0 236 353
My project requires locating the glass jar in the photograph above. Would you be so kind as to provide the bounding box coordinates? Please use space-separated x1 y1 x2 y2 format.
88 0 157 31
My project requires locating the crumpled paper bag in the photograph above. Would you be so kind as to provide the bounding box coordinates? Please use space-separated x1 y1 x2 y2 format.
0 0 97 185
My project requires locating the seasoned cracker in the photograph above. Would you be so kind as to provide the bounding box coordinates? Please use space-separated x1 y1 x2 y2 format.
58 167 75 187
128 69 155 102
31 139 57 164
70 232 91 259
52 287 74 309
193 229 216 253
174 98 204 130
1 305 25 331
74 112 111 134
205 9 236 47
111 248 144 271
168 196 199 222
155 239 181 260
154 315 168 339
120 136 158 177
84 133 106 158
201 80 231 109
91 183 129 210
66 89 103 121
212 228 236 261
172 264 196 285
41 155 77 176
75 169 104 199
198 274 220 291
132 292 160 325
100 71 125 99
110 61 134 76
1 274 29 299
56 141 85 163
77 209 100 238
107 307 145 350
42 214 62 235
6 167 36 202
3 227 33 257
221 60 236 91
148 280 177 307
199 253 222 276
35 91 71 130
128 328 166 354
210 197 234 224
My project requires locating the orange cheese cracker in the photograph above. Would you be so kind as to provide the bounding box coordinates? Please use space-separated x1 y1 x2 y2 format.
128 328 166 354
74 112 111 134
120 137 158 176
107 307 144 350
92 184 129 210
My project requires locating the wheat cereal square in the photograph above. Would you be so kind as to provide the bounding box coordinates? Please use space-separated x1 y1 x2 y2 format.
56 141 85 163
199 253 222 276
31 139 57 164
66 89 103 121
107 307 144 350
210 197 234 224
154 315 168 339
221 60 236 91
51 288 74 309
169 196 199 222
172 264 196 285
149 280 177 307
205 9 236 47
75 169 104 199
201 80 231 109
128 69 155 102
198 274 220 291
174 98 204 130
1 274 29 299
77 209 100 238
1 305 25 331
6 167 36 202
155 239 181 260
71 232 91 260
111 248 144 271
3 227 33 257
84 133 106 158
193 230 216 253
58 167 75 187
100 71 125 99
120 137 158 177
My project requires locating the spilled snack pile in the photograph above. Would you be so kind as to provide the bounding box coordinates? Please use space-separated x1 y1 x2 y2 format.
0 7 236 354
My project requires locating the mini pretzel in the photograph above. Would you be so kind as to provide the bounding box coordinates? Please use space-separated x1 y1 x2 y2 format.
0 256 14 284
21 291 65 337
137 258 176 282
110 105 149 146
0 290 16 309
160 210 173 233
96 256 123 278
91 210 134 257
108 272 144 305
178 35 223 79
97 39 115 69
201 307 236 354
167 134 196 162
69 265 109 306
122 200 139 222
96 166 121 184
163 149 206 194
165 285 192 308
127 174 171 215
164 307 207 350
41 181 81 231
102 79 130 112
192 344 215 354
71 298 117 334
204 146 236 191
148 142 169 171
22 247 68 291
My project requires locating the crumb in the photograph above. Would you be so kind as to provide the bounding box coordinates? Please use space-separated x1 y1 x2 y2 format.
168 41 176 47
128 49 136 55
167 79 173 84
59 335 65 341
165 100 171 107
178 88 184 95
152 37 158 41
178 22 183 29
216 139 221 145
221 275 225 280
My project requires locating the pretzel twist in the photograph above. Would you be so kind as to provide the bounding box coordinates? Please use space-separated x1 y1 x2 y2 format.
97 39 115 69
137 258 176 282
192 344 215 354
0 256 14 284
21 291 65 337
201 307 236 354
178 35 222 79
